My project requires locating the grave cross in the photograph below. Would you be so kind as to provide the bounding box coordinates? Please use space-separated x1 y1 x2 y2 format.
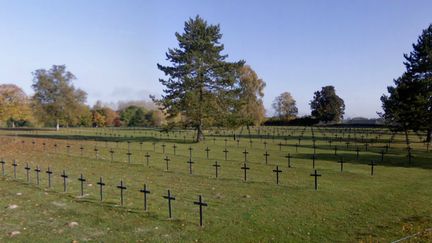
126 151 132 163
12 160 18 179
278 142 283 151
241 163 250 181
0 159 5 176
96 177 105 201
249 140 253 148
263 151 270 165
24 163 31 182
355 147 360 160
144 152 151 166
78 174 86 196
368 161 377 176
273 166 282 184
46 167 53 188
380 150 385 162
173 144 177 155
223 148 229 161
310 170 322 191
295 143 299 153
61 170 68 192
285 153 292 168
205 147 210 159
163 190 176 218
80 145 84 156
334 146 338 156
139 184 150 211
94 147 99 160
109 149 115 162
187 159 194 174
117 180 127 206
194 195 208 227
213 161 220 178
164 156 171 171
263 141 268 149
162 144 166 154
243 149 249 162
338 157 344 172
34 165 41 185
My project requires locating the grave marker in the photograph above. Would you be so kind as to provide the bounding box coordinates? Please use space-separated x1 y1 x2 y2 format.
139 184 150 211
164 156 171 171
187 159 194 174
273 166 282 184
241 163 250 181
285 153 292 168
78 174 86 196
34 165 41 185
12 160 17 179
117 180 127 206
61 170 68 192
263 151 270 165
24 163 31 182
163 190 176 218
194 195 208 227
0 159 5 176
310 170 321 190
96 177 105 201
368 161 377 176
213 161 220 178
46 167 53 188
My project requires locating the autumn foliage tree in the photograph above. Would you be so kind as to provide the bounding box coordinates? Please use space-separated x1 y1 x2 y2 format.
272 92 298 120
0 84 33 127
32 65 89 130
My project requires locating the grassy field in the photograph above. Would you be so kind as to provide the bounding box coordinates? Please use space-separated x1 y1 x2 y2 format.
0 126 431 242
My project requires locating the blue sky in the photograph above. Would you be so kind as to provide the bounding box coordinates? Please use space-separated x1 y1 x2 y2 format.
0 0 431 118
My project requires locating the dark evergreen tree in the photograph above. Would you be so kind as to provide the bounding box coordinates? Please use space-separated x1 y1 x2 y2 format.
310 86 345 123
153 16 244 141
381 24 432 142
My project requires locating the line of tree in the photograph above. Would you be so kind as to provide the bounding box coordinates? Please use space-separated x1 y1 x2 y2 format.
380 23 432 144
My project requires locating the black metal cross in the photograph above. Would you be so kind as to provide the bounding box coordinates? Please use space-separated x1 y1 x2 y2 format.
61 170 68 192
310 170 322 190
368 161 377 176
80 145 84 156
285 153 292 168
273 166 282 184
139 184 151 211
205 147 210 159
187 159 194 174
188 146 193 159
263 151 270 165
173 144 177 155
223 148 229 161
164 156 170 171
380 150 385 162
46 167 53 188
338 157 344 172
213 161 220 178
96 177 105 201
12 160 18 179
126 151 132 163
117 180 127 206
194 195 208 226
240 149 247 163
109 149 115 162
263 141 267 149
34 165 41 185
78 174 86 196
24 163 31 182
334 146 338 155
241 163 250 181
278 142 283 151
145 152 151 166
163 190 176 218
162 144 166 154
355 147 360 160
94 147 99 160
295 143 299 153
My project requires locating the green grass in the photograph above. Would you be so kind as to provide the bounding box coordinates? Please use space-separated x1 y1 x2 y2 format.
0 126 431 242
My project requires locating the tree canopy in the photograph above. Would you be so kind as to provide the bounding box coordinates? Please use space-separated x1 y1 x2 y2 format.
32 65 88 129
381 23 432 142
310 85 345 123
0 84 33 127
153 16 244 141
272 92 298 120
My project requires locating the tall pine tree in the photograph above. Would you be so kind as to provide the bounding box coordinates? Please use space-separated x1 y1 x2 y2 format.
154 16 244 141
381 24 432 142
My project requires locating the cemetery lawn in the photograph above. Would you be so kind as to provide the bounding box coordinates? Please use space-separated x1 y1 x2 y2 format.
0 127 431 242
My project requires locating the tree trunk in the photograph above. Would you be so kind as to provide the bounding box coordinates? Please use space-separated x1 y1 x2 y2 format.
196 124 204 142
12 121 15 128
404 128 411 151
426 129 431 143
56 119 60 131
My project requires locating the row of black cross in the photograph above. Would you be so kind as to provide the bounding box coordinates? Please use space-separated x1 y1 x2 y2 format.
0 159 209 226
